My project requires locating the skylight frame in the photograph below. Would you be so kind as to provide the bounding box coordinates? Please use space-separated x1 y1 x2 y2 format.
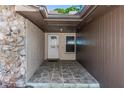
46 5 86 16
35 5 92 19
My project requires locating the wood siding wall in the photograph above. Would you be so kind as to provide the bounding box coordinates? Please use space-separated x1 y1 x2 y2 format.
76 6 124 87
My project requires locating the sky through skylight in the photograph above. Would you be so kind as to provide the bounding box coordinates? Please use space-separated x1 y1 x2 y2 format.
46 5 84 15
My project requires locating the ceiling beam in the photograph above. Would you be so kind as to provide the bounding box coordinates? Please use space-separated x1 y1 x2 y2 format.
47 24 77 27
44 18 82 22
47 15 80 19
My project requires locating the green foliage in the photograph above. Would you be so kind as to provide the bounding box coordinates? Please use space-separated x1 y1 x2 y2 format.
54 5 82 14
54 8 65 14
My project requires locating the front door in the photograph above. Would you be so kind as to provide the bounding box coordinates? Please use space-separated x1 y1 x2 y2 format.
48 34 59 59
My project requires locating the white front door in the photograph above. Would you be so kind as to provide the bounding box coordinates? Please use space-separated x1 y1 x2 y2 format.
48 34 59 59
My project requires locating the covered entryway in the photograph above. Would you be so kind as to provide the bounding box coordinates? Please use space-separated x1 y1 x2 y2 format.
2 5 124 88
14 5 124 88
15 5 100 88
15 5 113 88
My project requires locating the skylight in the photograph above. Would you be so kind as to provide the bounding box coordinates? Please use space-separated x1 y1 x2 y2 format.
46 5 84 15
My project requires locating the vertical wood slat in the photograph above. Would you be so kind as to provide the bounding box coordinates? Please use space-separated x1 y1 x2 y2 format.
76 6 124 88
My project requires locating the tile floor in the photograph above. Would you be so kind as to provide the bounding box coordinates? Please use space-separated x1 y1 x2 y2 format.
28 60 100 88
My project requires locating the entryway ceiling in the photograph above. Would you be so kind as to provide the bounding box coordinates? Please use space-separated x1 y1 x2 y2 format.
15 5 117 33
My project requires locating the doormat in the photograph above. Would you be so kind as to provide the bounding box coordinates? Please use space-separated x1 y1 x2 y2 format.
47 59 59 62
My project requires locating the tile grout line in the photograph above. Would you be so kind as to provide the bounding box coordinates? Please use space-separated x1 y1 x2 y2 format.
68 65 77 85
60 65 64 85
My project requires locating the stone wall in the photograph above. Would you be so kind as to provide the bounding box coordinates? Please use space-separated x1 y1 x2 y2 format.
0 6 26 87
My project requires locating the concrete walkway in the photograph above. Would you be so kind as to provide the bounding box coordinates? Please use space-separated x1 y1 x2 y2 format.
28 60 100 88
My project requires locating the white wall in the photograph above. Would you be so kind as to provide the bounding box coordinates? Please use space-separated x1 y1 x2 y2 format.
26 19 45 81
45 33 76 60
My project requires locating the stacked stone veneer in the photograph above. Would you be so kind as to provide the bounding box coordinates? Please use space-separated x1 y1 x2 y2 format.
0 6 26 87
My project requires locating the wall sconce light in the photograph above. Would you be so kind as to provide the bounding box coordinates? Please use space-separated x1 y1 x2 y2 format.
60 28 63 32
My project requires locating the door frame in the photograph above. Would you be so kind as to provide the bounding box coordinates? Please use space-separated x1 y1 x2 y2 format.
47 33 60 60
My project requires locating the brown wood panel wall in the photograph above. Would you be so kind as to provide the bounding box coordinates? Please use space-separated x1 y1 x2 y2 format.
76 6 124 87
